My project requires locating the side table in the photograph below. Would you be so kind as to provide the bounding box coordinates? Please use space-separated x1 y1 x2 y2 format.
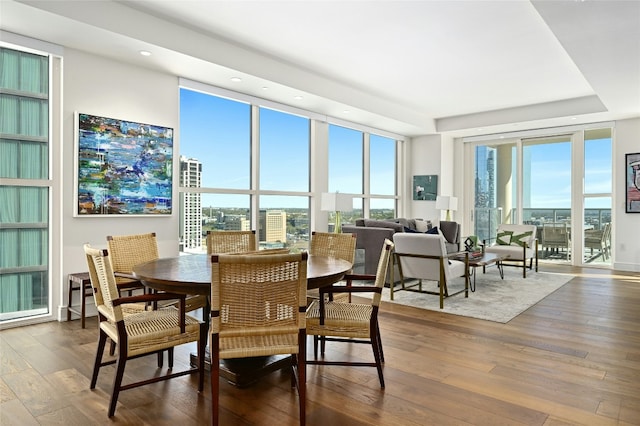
67 272 93 328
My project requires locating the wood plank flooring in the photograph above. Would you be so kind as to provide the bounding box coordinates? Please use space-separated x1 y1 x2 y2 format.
1 265 639 425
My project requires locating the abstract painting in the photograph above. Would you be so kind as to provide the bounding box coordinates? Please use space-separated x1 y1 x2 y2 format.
626 152 640 213
75 112 173 216
413 175 438 200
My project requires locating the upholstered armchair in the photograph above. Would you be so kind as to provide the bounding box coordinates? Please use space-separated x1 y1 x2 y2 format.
483 224 538 278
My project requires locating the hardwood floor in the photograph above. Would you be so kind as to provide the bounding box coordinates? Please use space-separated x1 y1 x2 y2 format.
1 265 639 425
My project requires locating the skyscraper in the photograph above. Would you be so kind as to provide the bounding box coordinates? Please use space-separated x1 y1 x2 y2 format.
179 156 202 251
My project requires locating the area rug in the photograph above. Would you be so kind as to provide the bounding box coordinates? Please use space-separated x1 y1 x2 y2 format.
379 268 575 323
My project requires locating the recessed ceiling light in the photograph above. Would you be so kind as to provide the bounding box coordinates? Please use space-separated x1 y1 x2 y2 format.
294 95 303 100
230 77 242 82
571 117 577 120
139 50 151 56
343 110 350 114
262 86 269 90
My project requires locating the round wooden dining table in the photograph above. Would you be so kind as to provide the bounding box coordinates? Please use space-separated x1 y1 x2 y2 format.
132 253 352 294
132 252 352 387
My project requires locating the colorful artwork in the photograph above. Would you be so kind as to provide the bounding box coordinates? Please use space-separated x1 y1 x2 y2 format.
413 175 438 200
626 152 640 213
75 113 173 216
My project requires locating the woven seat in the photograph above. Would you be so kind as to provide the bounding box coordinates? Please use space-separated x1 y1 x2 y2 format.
83 244 206 418
210 252 307 426
306 239 393 388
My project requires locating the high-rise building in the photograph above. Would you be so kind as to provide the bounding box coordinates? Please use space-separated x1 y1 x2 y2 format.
179 155 202 251
258 210 287 246
224 216 251 231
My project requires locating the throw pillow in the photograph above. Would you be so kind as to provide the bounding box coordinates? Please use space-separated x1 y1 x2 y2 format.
511 231 533 247
426 226 439 235
415 219 432 233
496 230 513 245
403 226 418 233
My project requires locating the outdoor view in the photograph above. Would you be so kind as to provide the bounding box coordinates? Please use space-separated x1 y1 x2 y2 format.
179 87 396 253
474 129 612 265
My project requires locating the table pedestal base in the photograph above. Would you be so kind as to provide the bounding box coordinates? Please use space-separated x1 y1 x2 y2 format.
190 351 291 388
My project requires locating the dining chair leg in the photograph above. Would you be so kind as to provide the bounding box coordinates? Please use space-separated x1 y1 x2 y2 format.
376 326 385 363
298 330 306 425
210 336 220 426
312 335 319 359
198 322 206 392
108 347 128 417
168 348 174 369
371 328 385 388
90 330 108 389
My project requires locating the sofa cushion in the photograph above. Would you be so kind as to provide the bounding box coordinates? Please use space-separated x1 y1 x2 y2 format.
363 219 404 233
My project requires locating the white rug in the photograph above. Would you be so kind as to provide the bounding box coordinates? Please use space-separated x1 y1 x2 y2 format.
378 268 574 323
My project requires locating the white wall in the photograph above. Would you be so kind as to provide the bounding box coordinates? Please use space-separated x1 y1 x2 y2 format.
613 118 640 272
408 134 443 223
60 49 181 318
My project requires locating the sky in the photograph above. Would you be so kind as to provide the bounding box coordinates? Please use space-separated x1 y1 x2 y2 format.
181 88 612 211
180 88 395 209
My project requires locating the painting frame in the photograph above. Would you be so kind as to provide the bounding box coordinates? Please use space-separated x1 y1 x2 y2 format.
413 175 438 201
74 112 174 217
626 152 640 213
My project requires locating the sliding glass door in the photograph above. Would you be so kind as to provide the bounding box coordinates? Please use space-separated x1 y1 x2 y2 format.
522 136 572 262
469 126 612 267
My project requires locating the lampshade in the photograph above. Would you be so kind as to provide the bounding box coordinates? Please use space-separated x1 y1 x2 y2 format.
321 192 353 212
435 195 458 211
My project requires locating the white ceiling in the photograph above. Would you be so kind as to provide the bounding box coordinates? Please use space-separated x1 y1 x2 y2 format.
1 0 639 137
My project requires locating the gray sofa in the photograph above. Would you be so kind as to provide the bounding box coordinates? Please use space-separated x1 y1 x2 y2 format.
342 218 460 282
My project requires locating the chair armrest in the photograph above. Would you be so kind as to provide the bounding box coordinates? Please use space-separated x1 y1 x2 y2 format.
343 273 376 281
114 271 138 280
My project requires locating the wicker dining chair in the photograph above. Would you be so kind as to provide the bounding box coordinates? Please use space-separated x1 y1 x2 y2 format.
108 232 207 312
83 244 206 418
210 252 308 426
309 231 356 301
106 232 159 295
206 230 257 255
306 239 393 388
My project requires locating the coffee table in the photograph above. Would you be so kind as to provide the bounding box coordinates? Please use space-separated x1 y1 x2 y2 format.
455 252 509 292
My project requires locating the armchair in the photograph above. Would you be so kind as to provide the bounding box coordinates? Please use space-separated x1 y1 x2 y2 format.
392 233 469 309
483 224 538 278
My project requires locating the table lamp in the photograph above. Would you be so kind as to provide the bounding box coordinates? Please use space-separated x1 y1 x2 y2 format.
321 192 352 233
436 195 458 221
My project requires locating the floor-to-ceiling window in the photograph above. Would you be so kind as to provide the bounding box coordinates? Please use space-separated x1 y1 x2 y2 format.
0 46 51 321
179 85 312 253
179 81 401 251
468 125 613 268
583 128 612 266
328 124 398 229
